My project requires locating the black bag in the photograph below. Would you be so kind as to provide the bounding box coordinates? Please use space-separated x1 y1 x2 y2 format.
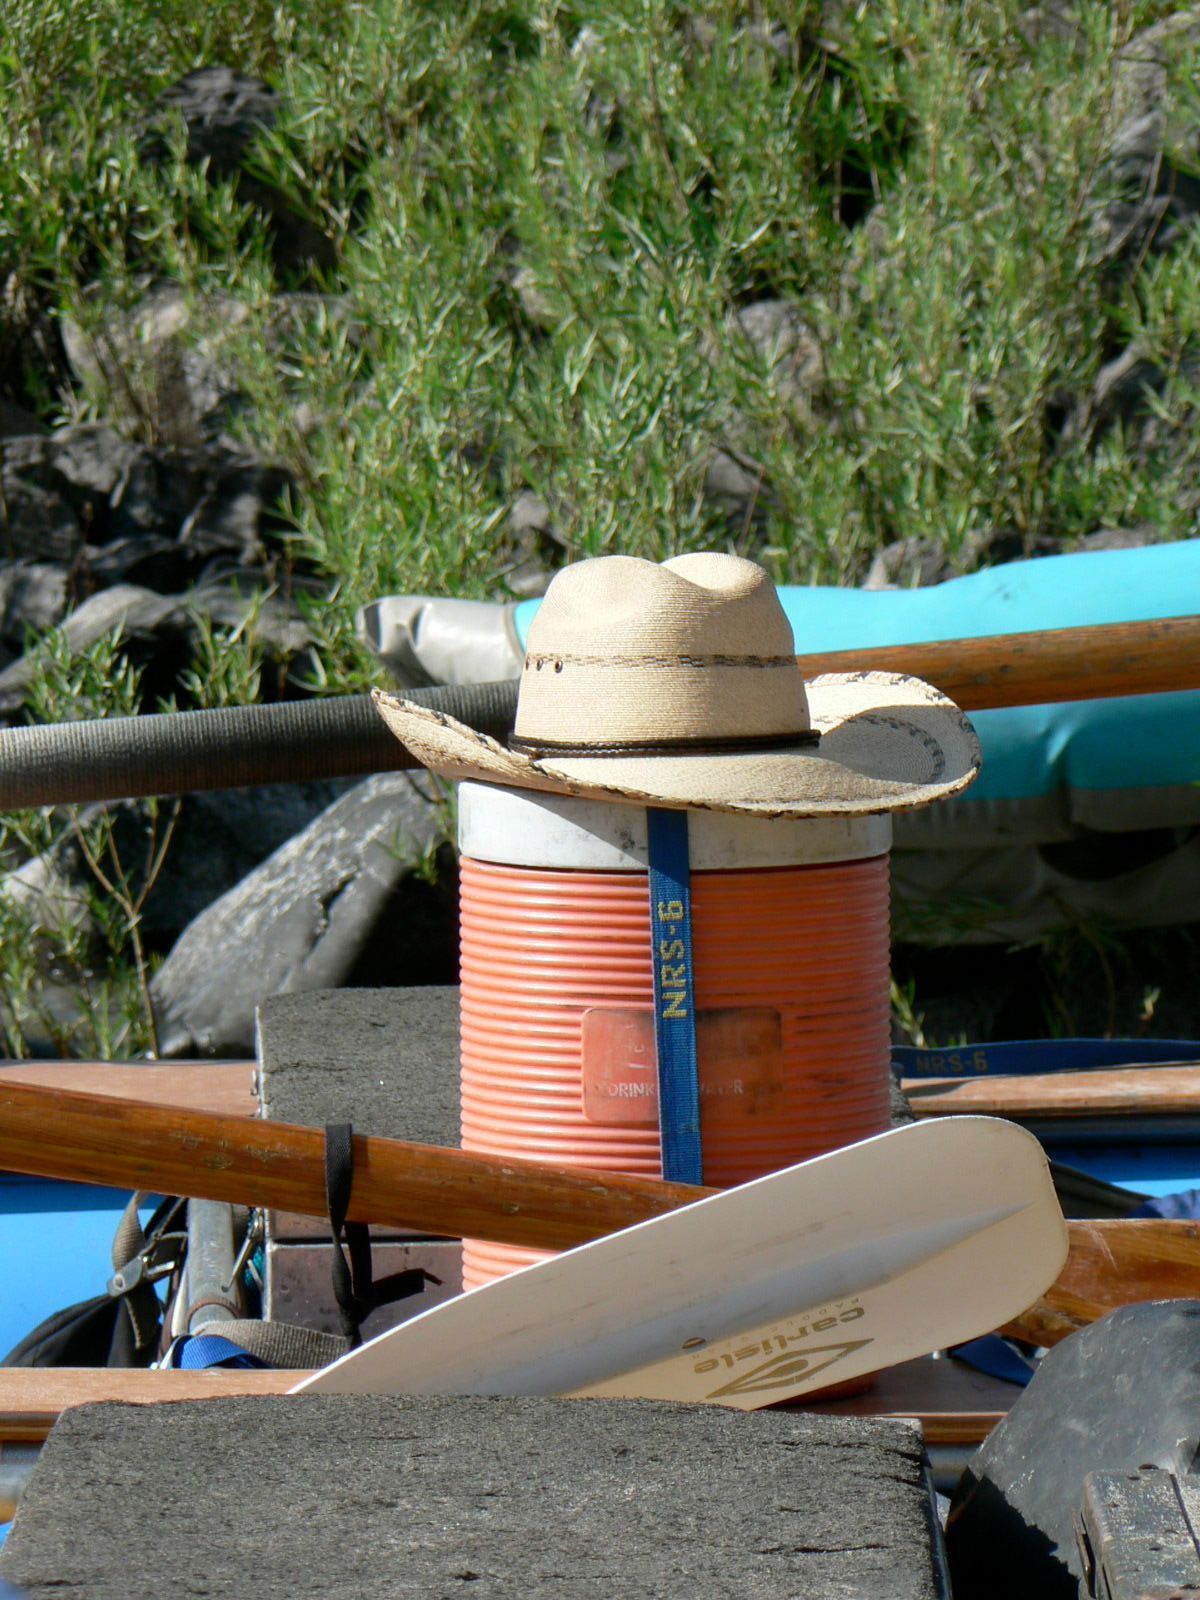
2 1194 185 1369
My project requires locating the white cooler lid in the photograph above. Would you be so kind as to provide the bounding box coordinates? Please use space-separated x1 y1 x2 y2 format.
457 782 891 870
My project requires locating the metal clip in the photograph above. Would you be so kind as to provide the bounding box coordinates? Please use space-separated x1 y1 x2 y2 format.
107 1231 186 1298
223 1210 264 1294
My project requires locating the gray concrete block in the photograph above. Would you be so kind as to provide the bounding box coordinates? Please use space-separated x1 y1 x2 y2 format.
266 1239 463 1340
0 1396 949 1599
257 986 463 1330
257 985 460 1146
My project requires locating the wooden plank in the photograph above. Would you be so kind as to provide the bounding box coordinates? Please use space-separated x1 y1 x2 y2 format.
0 1361 1008 1446
1 1079 1195 1361
0 1061 257 1119
0 1368 305 1441
903 1065 1200 1120
802 1356 1014 1445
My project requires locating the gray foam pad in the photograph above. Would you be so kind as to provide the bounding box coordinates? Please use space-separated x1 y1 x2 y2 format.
1 1395 947 1599
257 985 460 1145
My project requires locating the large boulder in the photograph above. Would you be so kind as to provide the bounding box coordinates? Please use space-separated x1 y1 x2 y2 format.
151 773 458 1057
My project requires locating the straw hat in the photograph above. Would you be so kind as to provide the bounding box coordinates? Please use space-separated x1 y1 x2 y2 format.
373 552 980 818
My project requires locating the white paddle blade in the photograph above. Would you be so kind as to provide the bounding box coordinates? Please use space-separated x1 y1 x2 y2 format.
292 1116 1066 1409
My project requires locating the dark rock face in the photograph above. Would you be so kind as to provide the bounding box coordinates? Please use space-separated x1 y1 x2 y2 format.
0 423 291 571
122 780 354 945
137 67 336 276
0 412 310 725
947 1302 1200 1600
150 773 457 1057
0 1396 949 1600
1100 11 1200 269
137 67 278 177
0 563 67 651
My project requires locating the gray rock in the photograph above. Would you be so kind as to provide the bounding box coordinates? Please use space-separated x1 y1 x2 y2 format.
0 397 47 440
733 299 825 417
0 562 65 650
0 567 314 719
862 537 956 591
947 1301 1200 1600
0 1396 947 1600
0 424 288 576
0 847 91 946
151 772 456 1057
1099 10 1200 268
62 286 360 450
130 780 354 944
0 584 185 712
137 66 277 177
178 455 290 564
0 437 87 562
862 528 1057 590
511 263 559 329
1015 1 1084 49
1059 335 1200 501
189 573 314 660
704 300 824 530
61 285 239 449
499 488 566 596
0 779 355 961
704 443 772 517
1075 523 1158 552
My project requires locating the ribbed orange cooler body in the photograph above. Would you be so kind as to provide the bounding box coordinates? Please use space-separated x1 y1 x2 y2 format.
457 783 894 1289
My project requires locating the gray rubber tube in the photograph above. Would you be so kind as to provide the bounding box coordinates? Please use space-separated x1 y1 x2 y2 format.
0 681 520 809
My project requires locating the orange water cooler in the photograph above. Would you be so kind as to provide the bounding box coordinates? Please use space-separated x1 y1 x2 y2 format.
456 781 894 1290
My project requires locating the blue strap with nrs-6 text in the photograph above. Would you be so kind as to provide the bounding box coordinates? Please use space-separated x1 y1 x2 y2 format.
646 807 703 1185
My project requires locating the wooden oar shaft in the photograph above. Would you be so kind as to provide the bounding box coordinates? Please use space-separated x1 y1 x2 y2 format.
0 1078 712 1252
6 1078 1197 1348
1000 1218 1200 1346
798 614 1200 711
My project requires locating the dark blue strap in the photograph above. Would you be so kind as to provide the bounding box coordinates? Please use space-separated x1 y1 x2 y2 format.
949 1335 1035 1386
646 808 703 1185
1130 1187 1200 1220
894 1038 1200 1078
172 1333 268 1370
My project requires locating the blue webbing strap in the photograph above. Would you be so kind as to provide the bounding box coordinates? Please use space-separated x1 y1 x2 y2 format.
646 807 703 1185
172 1333 268 1370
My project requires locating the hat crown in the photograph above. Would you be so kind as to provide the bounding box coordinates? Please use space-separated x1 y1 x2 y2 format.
516 552 810 748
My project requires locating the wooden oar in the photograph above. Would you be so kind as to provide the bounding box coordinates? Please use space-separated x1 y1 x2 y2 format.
0 1076 704 1252
1 1078 1197 1348
797 613 1200 712
999 1219 1200 1346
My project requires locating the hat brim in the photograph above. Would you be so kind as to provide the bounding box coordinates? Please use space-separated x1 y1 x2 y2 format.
373 673 981 818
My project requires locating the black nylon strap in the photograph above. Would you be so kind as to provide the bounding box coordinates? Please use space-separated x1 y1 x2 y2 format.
324 1124 440 1348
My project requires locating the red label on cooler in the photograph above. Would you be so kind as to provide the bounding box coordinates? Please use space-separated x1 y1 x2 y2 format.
581 1007 784 1126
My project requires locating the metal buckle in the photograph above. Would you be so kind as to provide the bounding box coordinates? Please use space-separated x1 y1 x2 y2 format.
107 1231 187 1298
